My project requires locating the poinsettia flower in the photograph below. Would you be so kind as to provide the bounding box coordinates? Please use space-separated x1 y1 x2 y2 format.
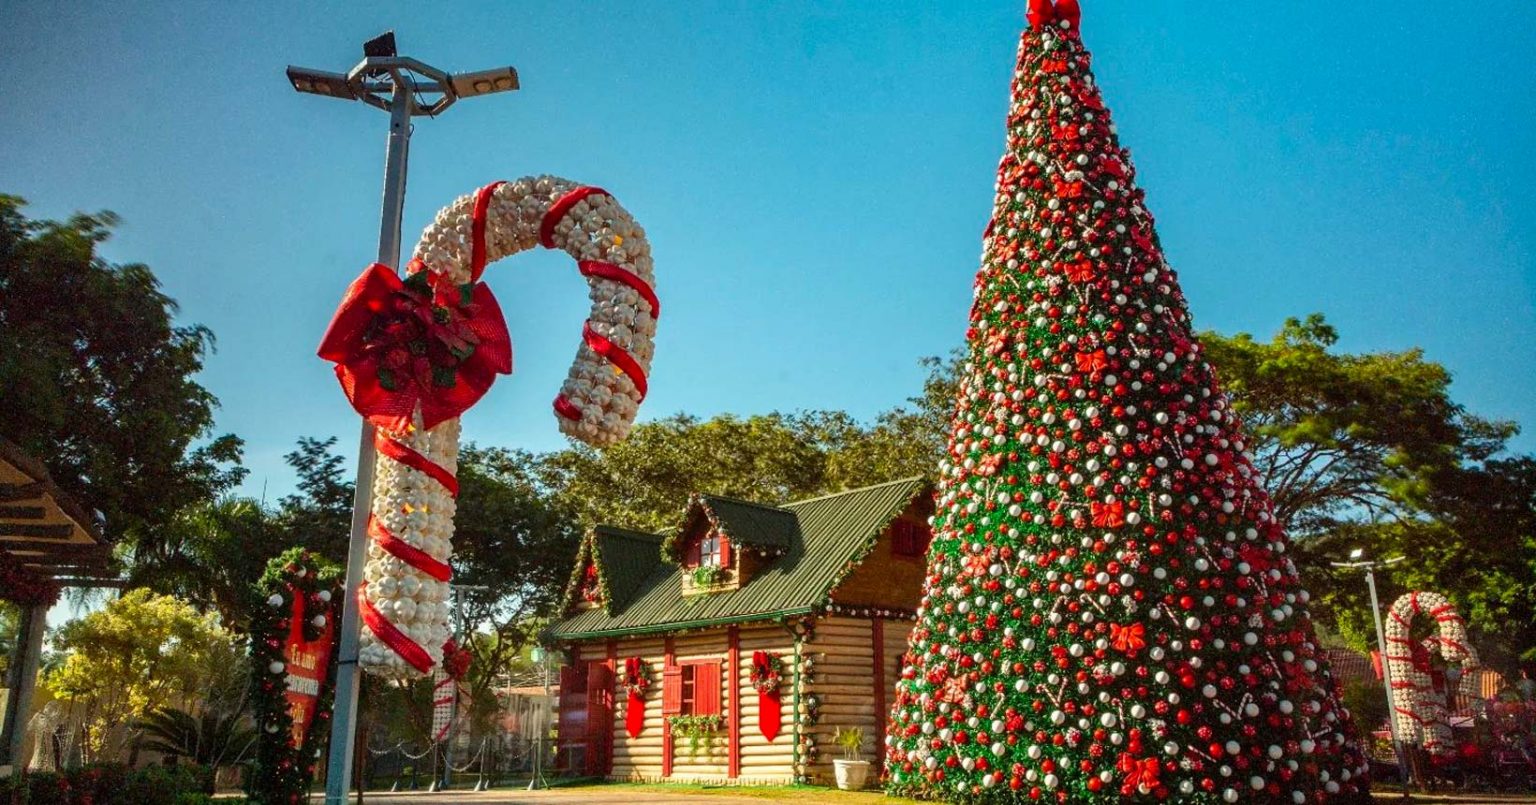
318 261 512 431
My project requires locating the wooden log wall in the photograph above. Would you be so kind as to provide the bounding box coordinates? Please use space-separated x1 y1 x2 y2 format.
566 623 798 785
802 615 915 786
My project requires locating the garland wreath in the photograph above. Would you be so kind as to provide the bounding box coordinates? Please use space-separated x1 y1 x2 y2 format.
622 656 649 739
319 176 658 678
246 548 342 805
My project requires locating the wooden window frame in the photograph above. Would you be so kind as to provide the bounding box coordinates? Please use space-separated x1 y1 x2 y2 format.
661 660 722 716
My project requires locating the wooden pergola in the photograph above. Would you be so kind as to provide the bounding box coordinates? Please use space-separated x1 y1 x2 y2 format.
0 438 119 775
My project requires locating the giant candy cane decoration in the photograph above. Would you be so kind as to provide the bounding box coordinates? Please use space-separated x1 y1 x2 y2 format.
1383 591 1477 755
320 176 657 676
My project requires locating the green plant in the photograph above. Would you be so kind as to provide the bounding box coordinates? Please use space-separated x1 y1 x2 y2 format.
667 714 722 755
689 565 725 587
834 725 865 760
135 705 256 778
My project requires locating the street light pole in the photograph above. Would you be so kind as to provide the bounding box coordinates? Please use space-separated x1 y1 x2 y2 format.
285 32 518 805
1331 552 1409 793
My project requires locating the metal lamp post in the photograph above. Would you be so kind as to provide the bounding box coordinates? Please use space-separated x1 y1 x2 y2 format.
528 646 551 791
285 31 518 805
1331 549 1410 793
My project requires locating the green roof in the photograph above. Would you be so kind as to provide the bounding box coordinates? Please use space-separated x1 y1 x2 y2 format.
691 494 799 554
549 477 929 640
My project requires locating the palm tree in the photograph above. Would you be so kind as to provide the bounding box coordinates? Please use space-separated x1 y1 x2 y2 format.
133 705 256 786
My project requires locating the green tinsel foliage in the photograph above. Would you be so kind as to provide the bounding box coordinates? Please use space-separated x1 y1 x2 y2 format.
245 547 343 804
882 9 1370 805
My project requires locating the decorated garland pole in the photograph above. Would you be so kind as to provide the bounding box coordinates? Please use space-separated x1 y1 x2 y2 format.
316 177 658 794
1383 592 1477 760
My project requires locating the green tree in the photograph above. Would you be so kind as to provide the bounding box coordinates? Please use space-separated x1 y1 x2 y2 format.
0 195 244 549
1199 314 1515 533
127 497 285 631
885 10 1367 801
45 589 243 762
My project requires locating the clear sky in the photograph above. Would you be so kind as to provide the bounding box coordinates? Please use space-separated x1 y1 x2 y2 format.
2 1 1533 503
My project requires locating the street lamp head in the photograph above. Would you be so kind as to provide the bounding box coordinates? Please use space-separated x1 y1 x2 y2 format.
286 66 358 100
450 66 520 98
1349 548 1365 560
363 31 397 59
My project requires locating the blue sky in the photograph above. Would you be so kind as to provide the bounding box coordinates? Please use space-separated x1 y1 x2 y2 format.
3 1 1533 503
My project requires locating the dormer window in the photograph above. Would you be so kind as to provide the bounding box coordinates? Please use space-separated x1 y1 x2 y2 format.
699 531 722 567
685 528 731 570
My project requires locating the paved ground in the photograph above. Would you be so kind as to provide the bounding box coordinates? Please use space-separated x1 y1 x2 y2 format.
339 785 1536 804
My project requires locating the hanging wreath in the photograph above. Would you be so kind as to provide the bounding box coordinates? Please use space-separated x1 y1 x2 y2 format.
751 650 784 741
750 651 783 694
318 176 658 678
622 657 650 697
246 548 342 805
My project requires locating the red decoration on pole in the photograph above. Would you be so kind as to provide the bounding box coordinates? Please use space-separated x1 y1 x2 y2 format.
282 584 336 750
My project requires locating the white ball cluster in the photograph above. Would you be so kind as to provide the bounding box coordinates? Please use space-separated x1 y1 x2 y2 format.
360 176 657 678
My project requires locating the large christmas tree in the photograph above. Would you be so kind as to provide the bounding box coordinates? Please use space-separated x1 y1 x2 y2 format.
884 3 1370 803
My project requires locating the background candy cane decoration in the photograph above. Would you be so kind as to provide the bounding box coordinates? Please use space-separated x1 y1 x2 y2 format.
1383 591 1477 755
324 176 657 677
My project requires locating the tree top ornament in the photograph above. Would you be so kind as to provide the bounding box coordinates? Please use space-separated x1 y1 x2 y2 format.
883 3 1371 802
320 176 658 676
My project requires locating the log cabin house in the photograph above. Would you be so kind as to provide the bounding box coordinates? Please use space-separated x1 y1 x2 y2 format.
545 477 934 785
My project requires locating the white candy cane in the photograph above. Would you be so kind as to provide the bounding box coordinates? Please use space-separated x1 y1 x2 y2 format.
1383 591 1476 755
356 177 658 676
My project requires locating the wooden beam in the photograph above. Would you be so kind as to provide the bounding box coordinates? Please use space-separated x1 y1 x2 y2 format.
872 618 886 755
0 523 74 539
1 540 107 556
663 635 675 779
0 505 46 520
728 625 741 780
0 483 44 503
54 577 130 589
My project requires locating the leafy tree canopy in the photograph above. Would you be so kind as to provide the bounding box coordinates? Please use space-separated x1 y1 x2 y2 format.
0 195 244 547
45 589 244 761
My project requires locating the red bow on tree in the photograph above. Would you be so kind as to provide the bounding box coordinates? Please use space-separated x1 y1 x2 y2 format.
318 261 513 431
1091 500 1126 528
1028 0 1082 31
1117 753 1160 789
1110 622 1147 654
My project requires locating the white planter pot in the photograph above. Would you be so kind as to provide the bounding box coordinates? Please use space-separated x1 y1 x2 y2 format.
834 758 871 790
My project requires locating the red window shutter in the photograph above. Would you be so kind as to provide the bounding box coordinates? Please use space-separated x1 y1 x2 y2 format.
685 538 701 568
693 661 722 716
661 665 683 715
719 535 732 568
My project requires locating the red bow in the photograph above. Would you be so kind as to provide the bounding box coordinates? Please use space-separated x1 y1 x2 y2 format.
318 261 512 431
1075 349 1109 373
1028 0 1082 31
1091 500 1126 528
1110 622 1147 654
1117 753 1160 788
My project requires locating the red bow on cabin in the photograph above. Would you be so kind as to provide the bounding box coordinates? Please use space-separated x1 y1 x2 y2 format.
318 260 513 431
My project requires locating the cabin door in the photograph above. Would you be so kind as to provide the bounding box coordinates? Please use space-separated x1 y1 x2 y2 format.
584 660 615 776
